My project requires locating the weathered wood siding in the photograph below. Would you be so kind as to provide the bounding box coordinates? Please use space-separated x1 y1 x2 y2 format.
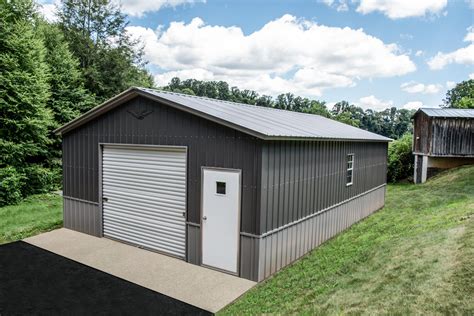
431 117 474 156
413 112 474 157
413 112 431 154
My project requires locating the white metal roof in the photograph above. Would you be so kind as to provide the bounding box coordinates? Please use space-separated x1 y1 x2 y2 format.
55 87 391 142
418 108 474 118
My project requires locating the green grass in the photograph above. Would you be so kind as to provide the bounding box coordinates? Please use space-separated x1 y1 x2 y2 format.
221 166 474 315
0 193 63 244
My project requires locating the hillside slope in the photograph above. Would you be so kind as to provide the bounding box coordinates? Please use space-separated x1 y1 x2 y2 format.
221 166 474 315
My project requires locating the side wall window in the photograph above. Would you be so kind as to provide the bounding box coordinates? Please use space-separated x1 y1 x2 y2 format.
346 154 354 186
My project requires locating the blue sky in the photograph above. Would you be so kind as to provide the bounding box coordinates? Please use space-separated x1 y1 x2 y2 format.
39 0 474 110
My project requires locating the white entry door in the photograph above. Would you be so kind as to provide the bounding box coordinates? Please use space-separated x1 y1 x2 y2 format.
201 168 241 273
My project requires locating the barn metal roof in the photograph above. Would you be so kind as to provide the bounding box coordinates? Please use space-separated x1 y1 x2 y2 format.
417 108 474 118
55 87 391 142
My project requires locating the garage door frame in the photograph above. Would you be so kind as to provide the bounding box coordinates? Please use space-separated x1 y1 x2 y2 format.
98 143 188 260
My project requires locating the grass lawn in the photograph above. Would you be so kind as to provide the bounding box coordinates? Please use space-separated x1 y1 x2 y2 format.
221 166 474 315
0 193 63 244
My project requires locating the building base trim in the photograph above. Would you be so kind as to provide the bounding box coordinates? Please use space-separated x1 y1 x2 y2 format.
63 196 101 237
257 185 386 281
260 184 386 238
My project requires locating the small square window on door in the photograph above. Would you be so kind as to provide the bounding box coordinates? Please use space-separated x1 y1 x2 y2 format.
216 181 226 195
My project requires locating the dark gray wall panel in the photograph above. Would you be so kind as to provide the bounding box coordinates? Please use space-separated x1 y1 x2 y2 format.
240 235 260 281
259 140 387 234
63 96 262 234
186 224 201 265
257 185 386 281
63 197 101 237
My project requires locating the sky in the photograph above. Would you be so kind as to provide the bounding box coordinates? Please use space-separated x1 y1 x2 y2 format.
38 0 474 111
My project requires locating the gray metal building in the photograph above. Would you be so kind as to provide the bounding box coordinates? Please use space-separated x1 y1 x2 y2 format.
413 108 474 183
55 87 390 281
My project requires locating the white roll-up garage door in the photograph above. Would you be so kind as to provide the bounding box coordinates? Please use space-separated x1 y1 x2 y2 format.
102 145 187 258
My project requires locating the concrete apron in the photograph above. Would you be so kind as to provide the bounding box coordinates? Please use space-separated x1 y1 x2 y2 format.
24 228 255 313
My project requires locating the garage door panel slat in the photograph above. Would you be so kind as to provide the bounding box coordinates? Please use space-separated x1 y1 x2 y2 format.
103 195 186 218
102 145 186 258
103 189 186 209
103 167 186 181
102 175 186 193
104 226 185 257
104 204 185 231
103 213 185 241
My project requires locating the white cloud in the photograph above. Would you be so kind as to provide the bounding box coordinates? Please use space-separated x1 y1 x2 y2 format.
464 26 474 42
114 0 205 17
356 0 447 19
319 0 336 6
415 50 424 56
402 101 424 110
400 81 442 94
469 73 474 80
128 15 416 96
36 0 59 22
428 27 474 69
357 95 394 110
446 81 456 89
319 0 350 12
337 2 349 11
428 45 474 69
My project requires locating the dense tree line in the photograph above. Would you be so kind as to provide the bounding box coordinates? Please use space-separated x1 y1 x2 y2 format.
1 0 473 205
0 0 153 205
164 78 415 139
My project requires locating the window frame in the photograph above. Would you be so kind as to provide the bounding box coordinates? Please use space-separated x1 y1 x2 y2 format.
346 153 354 186
216 181 227 195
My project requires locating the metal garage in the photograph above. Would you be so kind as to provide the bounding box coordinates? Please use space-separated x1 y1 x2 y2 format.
55 87 390 282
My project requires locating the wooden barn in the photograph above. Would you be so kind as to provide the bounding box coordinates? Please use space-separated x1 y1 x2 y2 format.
413 108 474 183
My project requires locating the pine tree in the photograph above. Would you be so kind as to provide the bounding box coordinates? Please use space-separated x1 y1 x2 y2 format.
38 21 96 125
58 0 154 101
37 21 96 167
0 0 53 204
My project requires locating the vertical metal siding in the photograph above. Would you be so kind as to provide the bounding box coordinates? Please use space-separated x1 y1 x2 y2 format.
62 96 262 235
186 224 201 265
257 185 386 281
63 197 101 236
259 140 388 234
240 235 260 281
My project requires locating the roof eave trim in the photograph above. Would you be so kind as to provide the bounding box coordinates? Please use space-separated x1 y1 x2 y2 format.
262 136 392 142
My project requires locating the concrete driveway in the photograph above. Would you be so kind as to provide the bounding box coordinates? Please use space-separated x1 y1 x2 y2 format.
23 228 255 313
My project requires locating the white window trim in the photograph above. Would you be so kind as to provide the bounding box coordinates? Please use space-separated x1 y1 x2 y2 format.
346 153 354 186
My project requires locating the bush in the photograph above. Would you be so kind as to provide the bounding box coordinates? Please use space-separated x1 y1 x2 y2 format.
20 165 60 197
387 134 414 182
0 167 25 206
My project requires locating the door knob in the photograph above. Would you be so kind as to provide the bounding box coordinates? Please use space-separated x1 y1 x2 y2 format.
202 216 207 221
